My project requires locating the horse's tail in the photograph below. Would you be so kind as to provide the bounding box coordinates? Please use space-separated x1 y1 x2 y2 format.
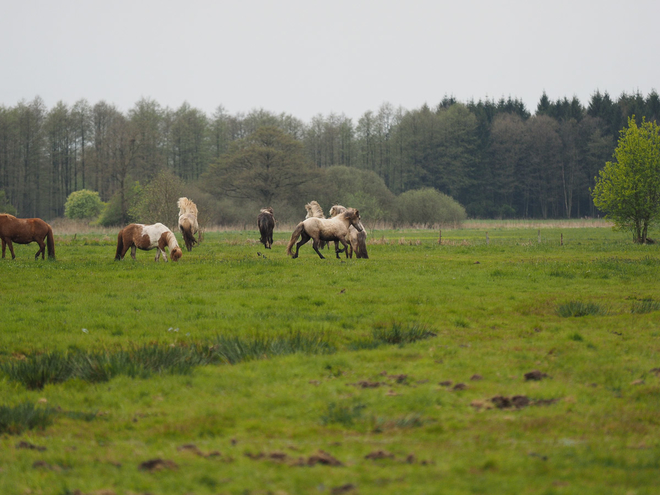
46 226 56 260
180 222 197 252
115 231 124 261
257 215 267 243
286 222 304 256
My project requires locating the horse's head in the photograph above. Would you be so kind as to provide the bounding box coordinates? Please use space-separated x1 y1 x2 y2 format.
170 247 183 261
346 208 363 232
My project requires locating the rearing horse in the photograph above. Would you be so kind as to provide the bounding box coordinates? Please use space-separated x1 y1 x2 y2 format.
329 205 369 259
286 208 362 259
177 197 199 252
0 214 56 260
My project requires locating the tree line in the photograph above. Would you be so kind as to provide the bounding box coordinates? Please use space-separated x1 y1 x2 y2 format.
1 90 659 223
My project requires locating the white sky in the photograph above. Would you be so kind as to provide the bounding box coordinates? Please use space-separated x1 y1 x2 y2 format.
1 0 658 122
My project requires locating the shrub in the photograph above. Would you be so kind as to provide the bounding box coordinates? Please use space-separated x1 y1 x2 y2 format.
96 182 141 226
64 190 104 220
394 188 467 227
0 190 17 215
314 166 396 222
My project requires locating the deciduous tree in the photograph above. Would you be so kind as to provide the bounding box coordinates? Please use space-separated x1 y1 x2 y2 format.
592 117 660 243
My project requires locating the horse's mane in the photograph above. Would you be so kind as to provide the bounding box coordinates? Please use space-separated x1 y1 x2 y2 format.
329 205 347 218
177 197 198 216
305 201 324 219
260 207 274 215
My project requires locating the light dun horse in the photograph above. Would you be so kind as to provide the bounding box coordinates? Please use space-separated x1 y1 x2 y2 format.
304 201 328 249
177 197 199 252
257 207 275 249
329 205 369 259
286 208 363 259
115 223 183 262
0 214 55 260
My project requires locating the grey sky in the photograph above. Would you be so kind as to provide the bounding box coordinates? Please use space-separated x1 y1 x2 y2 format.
1 0 658 122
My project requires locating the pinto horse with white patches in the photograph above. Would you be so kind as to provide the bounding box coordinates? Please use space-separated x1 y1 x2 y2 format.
114 223 183 262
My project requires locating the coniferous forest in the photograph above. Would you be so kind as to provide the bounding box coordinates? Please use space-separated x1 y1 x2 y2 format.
1 90 659 224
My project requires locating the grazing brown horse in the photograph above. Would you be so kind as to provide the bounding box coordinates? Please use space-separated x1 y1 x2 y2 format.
286 208 363 259
0 214 55 260
177 197 199 252
329 205 369 259
257 207 275 249
115 223 183 262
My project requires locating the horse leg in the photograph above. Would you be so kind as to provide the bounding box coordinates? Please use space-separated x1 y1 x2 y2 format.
1 239 5 258
312 238 326 259
161 249 168 262
130 246 137 260
35 239 46 260
336 239 349 259
5 239 16 259
293 231 311 259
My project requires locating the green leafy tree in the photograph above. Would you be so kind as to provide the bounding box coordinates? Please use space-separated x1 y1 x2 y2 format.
203 126 316 206
592 117 660 243
64 189 104 220
130 169 184 226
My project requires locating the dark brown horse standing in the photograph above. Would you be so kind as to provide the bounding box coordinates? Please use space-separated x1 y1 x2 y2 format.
0 214 56 260
257 207 275 249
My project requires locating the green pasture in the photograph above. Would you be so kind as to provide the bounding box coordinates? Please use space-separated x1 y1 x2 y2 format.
1 224 660 494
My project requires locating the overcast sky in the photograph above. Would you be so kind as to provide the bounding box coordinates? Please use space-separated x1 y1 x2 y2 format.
1 0 658 122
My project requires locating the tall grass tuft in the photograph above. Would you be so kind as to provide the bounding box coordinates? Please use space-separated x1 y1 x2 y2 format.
557 301 608 317
1 333 335 389
321 402 366 426
0 402 58 435
372 322 437 345
210 331 335 364
631 299 660 314
1 352 72 390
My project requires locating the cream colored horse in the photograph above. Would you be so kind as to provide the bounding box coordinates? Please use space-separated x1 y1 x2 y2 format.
286 208 363 259
177 197 199 252
329 205 369 259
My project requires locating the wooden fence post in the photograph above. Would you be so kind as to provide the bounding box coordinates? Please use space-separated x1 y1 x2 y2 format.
438 229 442 245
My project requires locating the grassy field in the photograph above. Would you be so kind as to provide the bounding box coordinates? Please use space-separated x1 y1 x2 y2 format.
1 222 659 494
